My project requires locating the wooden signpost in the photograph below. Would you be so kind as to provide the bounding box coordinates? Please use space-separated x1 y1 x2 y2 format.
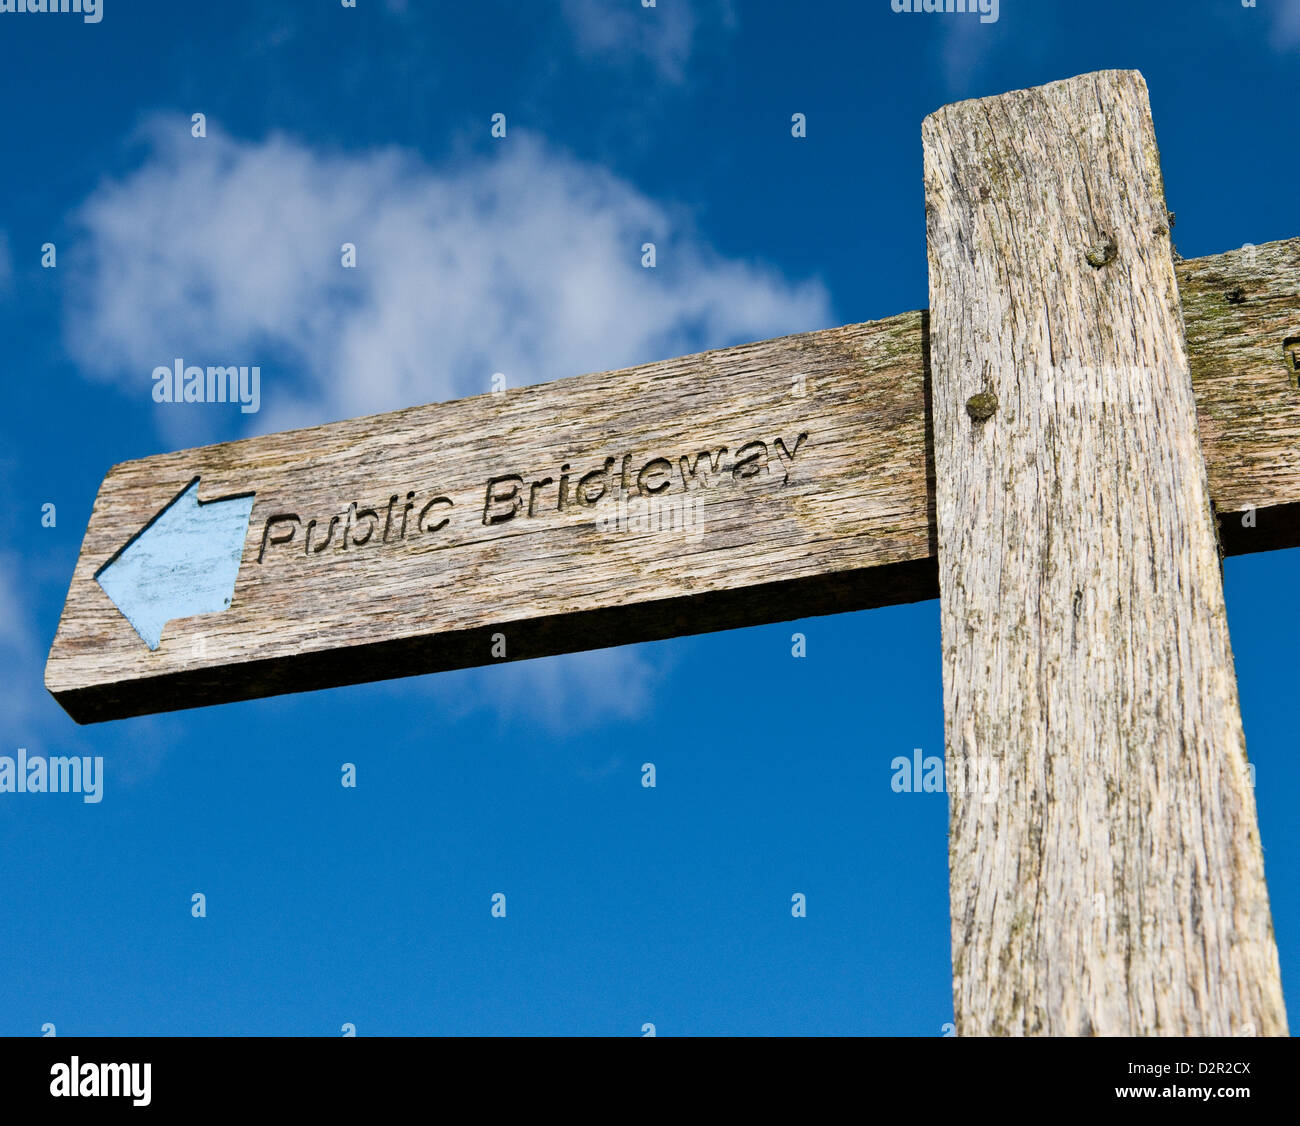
46 70 1298 1037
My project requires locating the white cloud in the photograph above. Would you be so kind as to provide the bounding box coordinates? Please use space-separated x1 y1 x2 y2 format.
928 4 1019 96
561 0 734 83
64 119 831 725
423 645 668 736
1273 0 1300 49
67 120 830 439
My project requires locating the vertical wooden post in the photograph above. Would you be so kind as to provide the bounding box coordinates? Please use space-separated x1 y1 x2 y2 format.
923 70 1287 1035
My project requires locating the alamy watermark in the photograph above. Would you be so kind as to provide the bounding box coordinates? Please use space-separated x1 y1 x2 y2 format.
0 749 103 804
594 493 704 540
0 0 102 22
1011 361 1167 414
152 359 261 414
891 0 999 25
50 1057 150 1107
891 748 1000 802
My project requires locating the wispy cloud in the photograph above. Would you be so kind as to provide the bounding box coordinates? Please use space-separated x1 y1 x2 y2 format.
423 646 668 736
561 0 735 84
63 118 830 725
1273 0 1300 50
66 119 830 440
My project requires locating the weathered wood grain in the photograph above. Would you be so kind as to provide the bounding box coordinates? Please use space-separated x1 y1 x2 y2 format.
45 313 937 723
1181 242 1300 554
924 70 1287 1035
44 235 1300 724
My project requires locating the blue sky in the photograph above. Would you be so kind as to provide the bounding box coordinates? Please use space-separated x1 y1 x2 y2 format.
2 0 1298 1036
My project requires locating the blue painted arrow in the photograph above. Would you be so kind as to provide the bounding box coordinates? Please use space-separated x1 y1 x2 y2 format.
95 478 256 650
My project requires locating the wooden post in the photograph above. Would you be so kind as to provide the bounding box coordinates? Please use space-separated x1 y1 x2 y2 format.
923 70 1287 1035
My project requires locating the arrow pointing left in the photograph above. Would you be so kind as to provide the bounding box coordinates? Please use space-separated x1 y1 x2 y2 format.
95 477 256 650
